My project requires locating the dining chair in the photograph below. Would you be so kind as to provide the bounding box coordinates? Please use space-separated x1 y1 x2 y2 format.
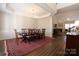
14 29 19 45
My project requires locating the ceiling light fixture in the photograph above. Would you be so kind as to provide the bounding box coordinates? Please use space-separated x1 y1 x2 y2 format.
67 18 70 21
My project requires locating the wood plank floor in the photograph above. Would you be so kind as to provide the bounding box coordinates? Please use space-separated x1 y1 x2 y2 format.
25 36 66 56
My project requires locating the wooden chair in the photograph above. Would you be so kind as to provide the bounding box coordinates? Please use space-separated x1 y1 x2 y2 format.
40 29 46 39
14 29 19 45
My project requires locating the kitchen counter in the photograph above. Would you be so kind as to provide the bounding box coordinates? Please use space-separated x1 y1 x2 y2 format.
65 32 79 55
66 32 79 35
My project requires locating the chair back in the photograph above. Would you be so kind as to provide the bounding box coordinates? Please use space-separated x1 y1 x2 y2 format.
14 29 19 39
14 29 19 45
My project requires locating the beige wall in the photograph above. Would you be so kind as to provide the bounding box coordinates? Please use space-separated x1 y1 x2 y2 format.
0 11 37 40
52 14 65 32
0 11 53 40
36 16 53 37
0 11 5 33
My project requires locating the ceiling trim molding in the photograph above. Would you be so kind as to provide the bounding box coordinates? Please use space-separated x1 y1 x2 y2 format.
35 3 57 16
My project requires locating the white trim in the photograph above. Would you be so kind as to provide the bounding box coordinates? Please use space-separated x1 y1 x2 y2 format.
4 40 8 56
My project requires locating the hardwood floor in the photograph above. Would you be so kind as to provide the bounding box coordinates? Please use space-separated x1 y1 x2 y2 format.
25 36 66 56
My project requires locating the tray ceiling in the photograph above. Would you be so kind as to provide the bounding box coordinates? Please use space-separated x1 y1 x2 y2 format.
0 3 76 18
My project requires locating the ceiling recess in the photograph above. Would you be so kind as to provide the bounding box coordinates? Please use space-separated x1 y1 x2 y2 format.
0 3 76 18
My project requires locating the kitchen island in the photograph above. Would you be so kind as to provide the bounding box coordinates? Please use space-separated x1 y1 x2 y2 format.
65 32 79 56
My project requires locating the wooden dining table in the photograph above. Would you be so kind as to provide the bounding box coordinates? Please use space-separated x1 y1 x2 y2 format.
19 32 32 43
14 29 46 45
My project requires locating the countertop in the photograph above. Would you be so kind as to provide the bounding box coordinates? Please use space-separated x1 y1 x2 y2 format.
66 32 79 35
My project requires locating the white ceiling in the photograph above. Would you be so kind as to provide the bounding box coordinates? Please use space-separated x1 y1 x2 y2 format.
6 3 57 18
7 3 51 18
57 3 76 9
0 3 76 18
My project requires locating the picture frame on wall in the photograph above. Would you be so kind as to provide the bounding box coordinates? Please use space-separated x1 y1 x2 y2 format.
54 24 57 28
58 23 63 27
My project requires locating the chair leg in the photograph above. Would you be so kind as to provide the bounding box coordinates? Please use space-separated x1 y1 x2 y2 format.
22 38 27 43
16 38 19 45
27 38 31 44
